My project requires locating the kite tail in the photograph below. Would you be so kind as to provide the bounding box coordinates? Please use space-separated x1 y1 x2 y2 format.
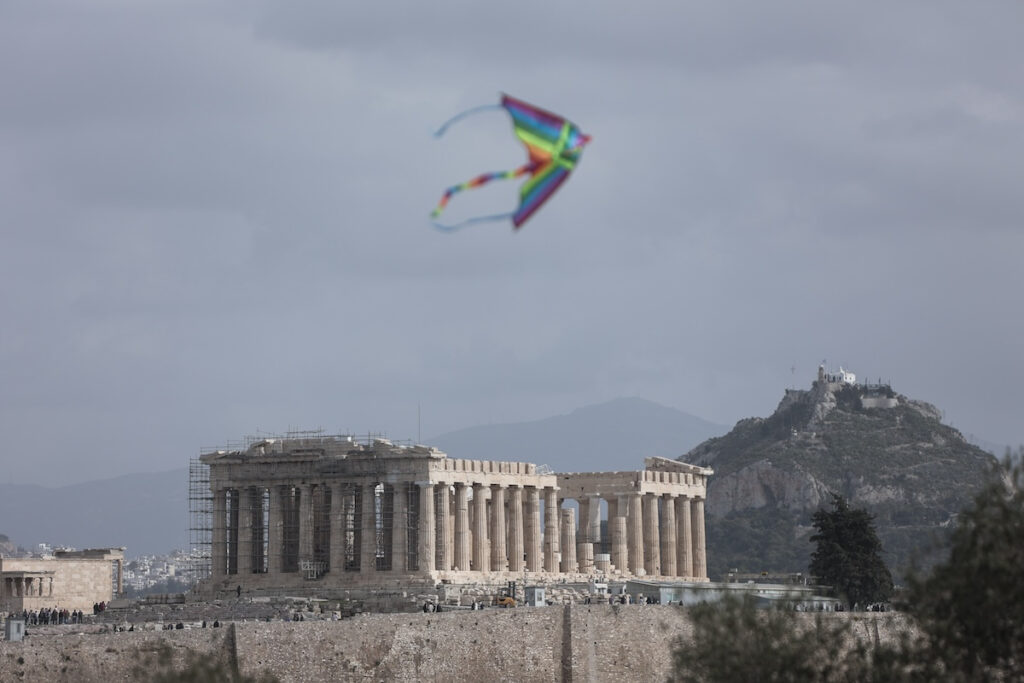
433 103 503 137
431 212 515 232
430 162 537 221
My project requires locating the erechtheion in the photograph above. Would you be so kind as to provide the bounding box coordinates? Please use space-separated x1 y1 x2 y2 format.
0 548 125 613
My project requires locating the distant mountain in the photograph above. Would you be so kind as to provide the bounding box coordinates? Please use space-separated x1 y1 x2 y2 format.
429 397 728 472
1 399 723 557
683 375 999 581
0 469 187 556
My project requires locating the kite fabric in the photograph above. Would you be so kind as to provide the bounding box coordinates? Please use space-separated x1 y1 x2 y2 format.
431 94 590 231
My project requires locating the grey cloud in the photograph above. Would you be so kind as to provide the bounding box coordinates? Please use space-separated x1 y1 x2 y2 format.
1 1 1022 487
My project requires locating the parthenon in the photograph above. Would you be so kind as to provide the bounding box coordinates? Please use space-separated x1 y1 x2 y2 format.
197 436 710 593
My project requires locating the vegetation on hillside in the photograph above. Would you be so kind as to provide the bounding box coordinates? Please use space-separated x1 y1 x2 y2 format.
705 508 810 578
669 596 868 683
672 458 1024 681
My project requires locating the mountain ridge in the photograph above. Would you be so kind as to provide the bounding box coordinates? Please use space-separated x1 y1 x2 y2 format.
428 396 727 472
0 468 188 556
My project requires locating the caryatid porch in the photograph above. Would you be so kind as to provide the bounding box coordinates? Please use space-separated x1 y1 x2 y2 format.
200 438 712 591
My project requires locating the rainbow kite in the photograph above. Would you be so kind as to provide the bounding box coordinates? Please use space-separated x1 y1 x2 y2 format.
431 95 591 231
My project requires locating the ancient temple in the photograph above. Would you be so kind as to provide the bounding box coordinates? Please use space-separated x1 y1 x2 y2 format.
198 436 710 593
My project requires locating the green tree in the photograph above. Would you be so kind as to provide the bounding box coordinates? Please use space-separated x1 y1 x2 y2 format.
809 494 893 607
902 457 1024 680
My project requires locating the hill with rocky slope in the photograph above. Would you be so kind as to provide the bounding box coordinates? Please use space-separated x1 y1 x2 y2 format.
683 370 999 581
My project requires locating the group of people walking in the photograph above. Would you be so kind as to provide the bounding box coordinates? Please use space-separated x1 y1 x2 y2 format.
17 607 85 625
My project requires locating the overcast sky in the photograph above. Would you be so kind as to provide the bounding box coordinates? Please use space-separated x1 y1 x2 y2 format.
2 1 1022 486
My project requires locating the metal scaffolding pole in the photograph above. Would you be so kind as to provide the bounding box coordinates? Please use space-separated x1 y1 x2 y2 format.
188 458 212 586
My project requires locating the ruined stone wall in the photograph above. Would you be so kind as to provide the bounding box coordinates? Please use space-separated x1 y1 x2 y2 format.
0 607 911 683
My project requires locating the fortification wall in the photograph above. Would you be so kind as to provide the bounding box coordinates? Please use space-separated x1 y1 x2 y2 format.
860 396 899 409
0 606 910 682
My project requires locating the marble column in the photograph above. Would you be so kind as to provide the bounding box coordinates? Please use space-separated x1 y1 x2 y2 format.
577 541 594 573
490 485 507 571
560 508 577 573
227 489 240 575
610 516 627 573
360 482 378 573
212 487 227 577
418 482 435 572
586 495 602 554
508 485 525 572
299 484 314 562
627 492 644 575
677 497 693 578
268 486 284 575
454 483 470 571
447 487 455 569
692 498 707 580
643 493 661 576
253 488 267 573
329 484 346 574
393 483 408 573
544 487 559 572
238 487 254 575
525 486 541 572
346 486 360 571
605 497 618 556
577 497 591 543
472 483 489 572
436 483 451 571
660 494 677 577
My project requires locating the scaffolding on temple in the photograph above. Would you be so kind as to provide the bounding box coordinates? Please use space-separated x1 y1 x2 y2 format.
375 484 394 571
282 487 300 573
342 483 361 571
305 484 331 579
188 430 428 585
406 483 421 571
188 457 212 586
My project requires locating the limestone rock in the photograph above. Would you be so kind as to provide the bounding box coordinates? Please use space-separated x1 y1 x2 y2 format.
682 375 998 579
